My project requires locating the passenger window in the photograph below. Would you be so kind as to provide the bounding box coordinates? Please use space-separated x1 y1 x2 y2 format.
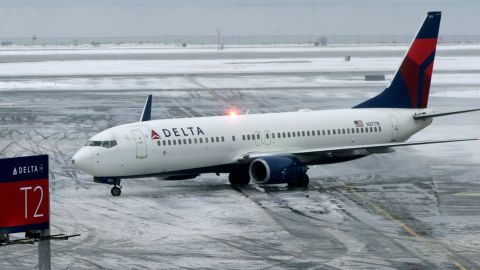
266 133 269 139
351 128 355 134
356 128 360 133
307 131 310 136
302 131 306 136
222 136 225 142
188 138 192 144
370 127 374 132
256 134 260 140
342 129 346 134
247 135 251 140
365 128 369 133
205 137 208 143
361 128 364 133
379 127 382 132
168 140 171 145
333 130 336 135
347 129 350 134
292 132 296 138
272 133 275 139
231 136 235 141
179 139 182 145
199 138 203 143
327 130 330 135
163 141 167 146
194 138 198 144
337 129 341 134
242 135 245 141
283 132 286 138
374 127 377 132
173 140 177 145
322 130 325 135
157 141 160 146
287 132 291 137
183 139 187 144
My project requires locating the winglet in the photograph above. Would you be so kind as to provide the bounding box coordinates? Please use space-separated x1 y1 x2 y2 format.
140 95 152 122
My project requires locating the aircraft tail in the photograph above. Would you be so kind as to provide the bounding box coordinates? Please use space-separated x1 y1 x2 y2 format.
354 11 441 109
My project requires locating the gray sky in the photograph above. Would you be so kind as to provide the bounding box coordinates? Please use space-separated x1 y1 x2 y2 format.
0 0 478 37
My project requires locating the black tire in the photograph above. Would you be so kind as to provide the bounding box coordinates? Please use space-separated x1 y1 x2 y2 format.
229 171 250 186
288 174 309 188
299 174 310 188
111 186 122 196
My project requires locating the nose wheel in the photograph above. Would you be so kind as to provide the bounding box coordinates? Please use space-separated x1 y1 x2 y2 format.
111 185 122 196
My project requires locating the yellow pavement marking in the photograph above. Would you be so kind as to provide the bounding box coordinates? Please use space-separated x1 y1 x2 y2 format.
451 257 469 270
346 186 469 270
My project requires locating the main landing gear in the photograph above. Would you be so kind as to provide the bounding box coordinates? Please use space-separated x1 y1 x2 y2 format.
228 170 250 186
288 174 309 189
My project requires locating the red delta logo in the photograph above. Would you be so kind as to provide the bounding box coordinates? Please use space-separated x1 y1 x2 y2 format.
151 130 160 140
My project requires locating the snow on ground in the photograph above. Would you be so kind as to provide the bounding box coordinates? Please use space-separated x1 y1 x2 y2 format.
0 43 480 56
0 56 479 77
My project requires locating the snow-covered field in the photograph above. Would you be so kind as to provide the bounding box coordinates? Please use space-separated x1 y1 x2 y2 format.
0 44 479 269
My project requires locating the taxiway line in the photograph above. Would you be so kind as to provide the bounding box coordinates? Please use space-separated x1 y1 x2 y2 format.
347 186 469 270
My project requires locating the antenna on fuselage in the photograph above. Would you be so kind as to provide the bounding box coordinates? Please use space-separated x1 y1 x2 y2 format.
140 95 152 122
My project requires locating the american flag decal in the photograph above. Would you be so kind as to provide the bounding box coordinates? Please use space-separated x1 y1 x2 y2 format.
354 120 364 128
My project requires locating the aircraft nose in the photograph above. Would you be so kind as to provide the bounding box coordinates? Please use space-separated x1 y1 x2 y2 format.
72 147 93 174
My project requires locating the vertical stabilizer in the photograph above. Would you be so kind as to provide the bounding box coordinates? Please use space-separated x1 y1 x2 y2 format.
354 11 441 109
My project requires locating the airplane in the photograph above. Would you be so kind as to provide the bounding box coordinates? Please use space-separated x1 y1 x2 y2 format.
73 11 480 196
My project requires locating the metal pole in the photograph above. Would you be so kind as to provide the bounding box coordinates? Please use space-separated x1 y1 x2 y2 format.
38 229 51 270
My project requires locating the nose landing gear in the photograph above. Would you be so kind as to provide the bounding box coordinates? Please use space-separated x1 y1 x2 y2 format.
94 177 123 196
111 185 122 196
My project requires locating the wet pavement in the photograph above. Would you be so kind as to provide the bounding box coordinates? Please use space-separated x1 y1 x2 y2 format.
0 45 479 269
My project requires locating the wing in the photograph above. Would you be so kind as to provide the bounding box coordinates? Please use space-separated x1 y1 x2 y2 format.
235 138 479 163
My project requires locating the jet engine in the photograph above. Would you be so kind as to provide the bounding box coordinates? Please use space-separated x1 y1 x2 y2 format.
249 156 305 185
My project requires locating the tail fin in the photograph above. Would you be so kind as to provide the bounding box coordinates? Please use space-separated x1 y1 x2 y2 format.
140 95 152 122
354 11 441 109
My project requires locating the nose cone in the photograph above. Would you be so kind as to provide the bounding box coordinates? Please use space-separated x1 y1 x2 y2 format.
72 147 93 174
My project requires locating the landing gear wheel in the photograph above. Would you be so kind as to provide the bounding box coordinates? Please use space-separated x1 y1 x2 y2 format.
111 186 122 196
288 174 309 189
229 171 250 186
299 174 309 188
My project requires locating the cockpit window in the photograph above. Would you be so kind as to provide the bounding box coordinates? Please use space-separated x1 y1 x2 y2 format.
86 140 117 148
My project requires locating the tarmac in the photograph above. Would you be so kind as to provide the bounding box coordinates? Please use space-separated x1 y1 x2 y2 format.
0 45 479 269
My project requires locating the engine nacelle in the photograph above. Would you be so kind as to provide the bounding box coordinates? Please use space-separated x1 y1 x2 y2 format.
249 156 305 185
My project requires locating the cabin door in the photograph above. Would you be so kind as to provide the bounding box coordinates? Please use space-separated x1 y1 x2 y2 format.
131 130 148 158
389 115 400 142
264 130 271 145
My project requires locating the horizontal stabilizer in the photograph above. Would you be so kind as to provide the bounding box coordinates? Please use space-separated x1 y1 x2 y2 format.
140 95 152 122
414 108 480 119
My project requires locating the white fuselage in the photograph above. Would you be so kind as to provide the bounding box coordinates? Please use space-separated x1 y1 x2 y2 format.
73 108 432 178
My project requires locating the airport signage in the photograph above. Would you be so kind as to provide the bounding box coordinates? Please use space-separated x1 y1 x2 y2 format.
0 155 49 234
